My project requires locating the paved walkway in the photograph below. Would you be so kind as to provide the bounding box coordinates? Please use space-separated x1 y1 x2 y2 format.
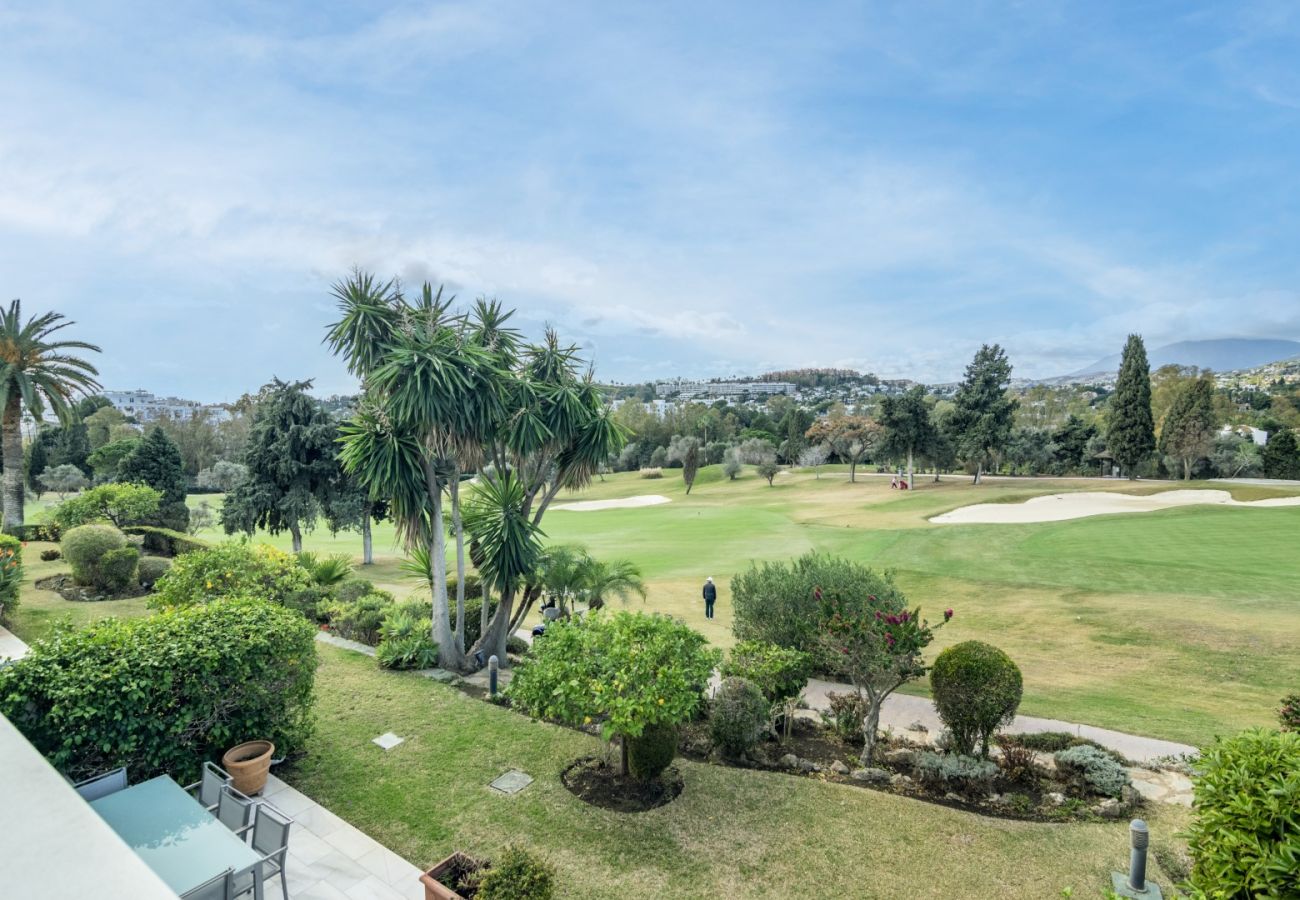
799 677 1198 763
0 624 28 663
263 773 425 900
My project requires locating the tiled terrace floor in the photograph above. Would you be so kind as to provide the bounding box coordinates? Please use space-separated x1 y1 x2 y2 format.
263 773 425 900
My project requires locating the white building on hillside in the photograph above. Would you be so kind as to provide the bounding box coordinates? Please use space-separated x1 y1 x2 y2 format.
103 390 230 423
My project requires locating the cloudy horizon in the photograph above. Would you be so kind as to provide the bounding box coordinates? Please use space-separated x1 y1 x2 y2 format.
3 1 1299 402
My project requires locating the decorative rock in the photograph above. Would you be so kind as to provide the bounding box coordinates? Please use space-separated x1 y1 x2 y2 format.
884 748 917 769
889 773 912 787
830 760 851 775
419 668 459 684
779 753 799 769
1095 798 1124 819
851 767 890 784
943 791 963 802
798 759 820 773
1046 791 1067 806
908 720 929 733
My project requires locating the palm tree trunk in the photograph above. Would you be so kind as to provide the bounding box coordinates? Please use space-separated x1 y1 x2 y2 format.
906 446 914 491
426 463 459 669
361 505 373 565
480 580 491 639
451 474 466 654
290 521 303 553
2 396 23 533
973 460 982 485
475 585 514 668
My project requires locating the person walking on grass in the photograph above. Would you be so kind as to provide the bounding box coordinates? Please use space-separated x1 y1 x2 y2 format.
703 576 717 620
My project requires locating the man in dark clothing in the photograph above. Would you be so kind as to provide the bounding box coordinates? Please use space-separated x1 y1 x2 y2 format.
703 576 717 619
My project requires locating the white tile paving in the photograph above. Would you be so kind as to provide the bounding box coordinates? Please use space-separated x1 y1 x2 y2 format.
261 774 426 900
372 732 405 750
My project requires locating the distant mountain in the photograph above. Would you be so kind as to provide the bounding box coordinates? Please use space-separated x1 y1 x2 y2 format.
1072 338 1300 376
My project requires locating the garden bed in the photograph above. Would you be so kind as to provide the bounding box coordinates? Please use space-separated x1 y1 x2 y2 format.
560 755 683 812
36 573 149 603
677 716 1137 824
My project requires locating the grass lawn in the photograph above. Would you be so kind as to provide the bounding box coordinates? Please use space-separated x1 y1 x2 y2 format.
14 469 1298 746
288 645 1192 900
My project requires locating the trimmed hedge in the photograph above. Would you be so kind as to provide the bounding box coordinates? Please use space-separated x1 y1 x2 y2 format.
709 676 770 758
627 721 678 781
720 640 811 705
9 523 61 542
62 524 127 587
0 597 317 783
97 546 140 593
930 641 1023 758
124 525 209 557
137 556 173 588
0 534 22 624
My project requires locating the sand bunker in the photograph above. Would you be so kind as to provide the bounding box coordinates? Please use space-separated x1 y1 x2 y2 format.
552 495 671 512
930 489 1300 525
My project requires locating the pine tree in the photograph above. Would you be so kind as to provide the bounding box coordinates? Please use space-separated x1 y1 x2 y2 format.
120 426 190 531
1262 429 1300 480
25 436 48 499
1106 335 1155 479
879 385 937 488
949 345 1018 484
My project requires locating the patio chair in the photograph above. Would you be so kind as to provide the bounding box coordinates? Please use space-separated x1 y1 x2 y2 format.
185 760 232 811
229 803 292 900
179 867 233 900
216 783 256 839
73 766 128 801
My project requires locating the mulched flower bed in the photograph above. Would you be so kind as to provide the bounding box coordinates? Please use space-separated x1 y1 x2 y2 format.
36 573 148 603
560 755 683 813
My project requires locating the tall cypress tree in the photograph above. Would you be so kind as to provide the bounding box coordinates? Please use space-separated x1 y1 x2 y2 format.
1106 335 1155 479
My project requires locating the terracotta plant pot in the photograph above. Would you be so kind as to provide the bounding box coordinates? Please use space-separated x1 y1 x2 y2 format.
221 740 275 795
419 852 484 900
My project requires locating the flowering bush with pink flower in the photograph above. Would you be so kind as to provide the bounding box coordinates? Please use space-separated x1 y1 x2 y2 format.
1281 695 1300 732
817 587 950 765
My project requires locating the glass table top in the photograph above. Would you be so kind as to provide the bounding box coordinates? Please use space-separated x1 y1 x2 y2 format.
91 775 262 894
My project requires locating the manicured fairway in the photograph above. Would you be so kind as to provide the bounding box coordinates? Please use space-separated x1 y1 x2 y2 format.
287 645 1191 900
18 469 1299 746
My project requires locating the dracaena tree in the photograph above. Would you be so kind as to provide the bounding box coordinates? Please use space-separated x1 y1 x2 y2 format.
325 270 625 670
0 300 101 532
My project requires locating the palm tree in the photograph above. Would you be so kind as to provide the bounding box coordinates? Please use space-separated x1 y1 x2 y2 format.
535 545 593 615
582 558 646 610
0 300 101 532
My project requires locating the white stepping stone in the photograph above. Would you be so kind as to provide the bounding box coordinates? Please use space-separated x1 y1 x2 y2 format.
372 732 404 750
488 770 533 794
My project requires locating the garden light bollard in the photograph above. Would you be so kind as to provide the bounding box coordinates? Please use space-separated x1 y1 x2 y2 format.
1110 818 1162 899
489 655 499 698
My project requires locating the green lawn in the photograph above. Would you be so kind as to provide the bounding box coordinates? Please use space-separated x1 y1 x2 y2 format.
288 645 1192 900
14 469 1299 746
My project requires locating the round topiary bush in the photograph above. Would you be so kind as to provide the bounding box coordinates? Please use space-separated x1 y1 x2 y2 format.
96 546 139 593
930 640 1023 757
1185 728 1300 898
627 721 679 781
61 524 128 587
137 556 172 589
709 677 770 758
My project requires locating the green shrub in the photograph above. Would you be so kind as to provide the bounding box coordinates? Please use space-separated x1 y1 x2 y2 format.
1184 729 1300 898
1053 745 1129 798
40 548 61 561
0 597 316 783
150 542 316 611
820 691 869 743
709 677 770 758
638 467 663 479
915 751 999 796
476 846 556 900
332 577 376 605
124 525 209 557
11 523 60 542
930 640 1023 758
720 640 811 705
1280 695 1300 732
326 592 395 645
0 534 22 625
137 556 172 588
509 611 720 776
506 635 530 656
627 721 679 781
62 524 127 586
96 546 139 593
731 552 907 657
295 552 354 586
376 608 439 670
51 483 162 531
1010 731 1124 761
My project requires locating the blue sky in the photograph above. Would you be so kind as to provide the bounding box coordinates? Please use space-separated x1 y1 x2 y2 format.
2 1 1299 400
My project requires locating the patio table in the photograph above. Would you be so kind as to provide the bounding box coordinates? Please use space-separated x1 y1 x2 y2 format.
91 774 264 898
